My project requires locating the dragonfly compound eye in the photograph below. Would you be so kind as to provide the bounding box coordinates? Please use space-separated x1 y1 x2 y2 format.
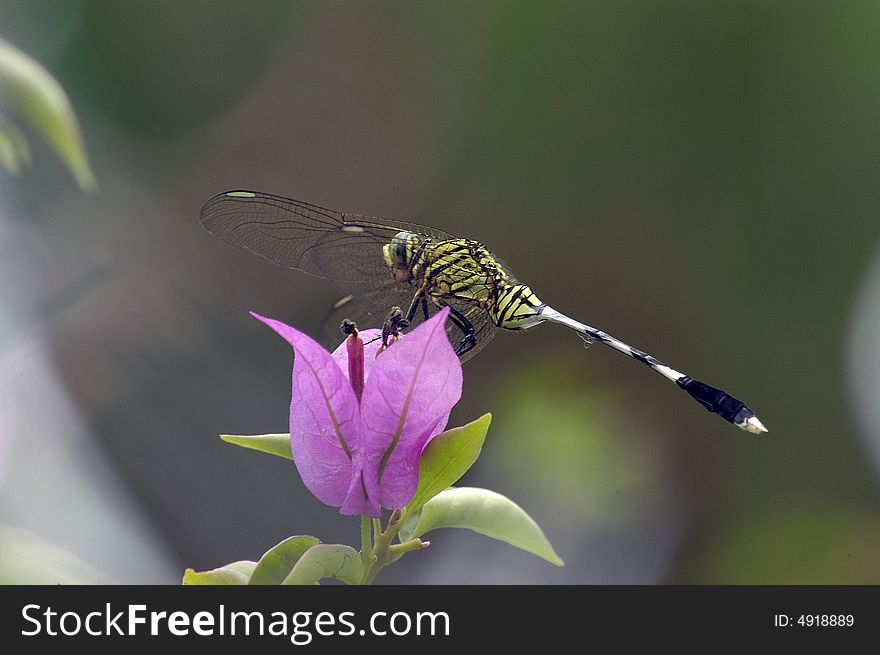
383 231 417 281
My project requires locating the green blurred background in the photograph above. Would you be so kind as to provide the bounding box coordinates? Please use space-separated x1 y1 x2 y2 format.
1 0 879 584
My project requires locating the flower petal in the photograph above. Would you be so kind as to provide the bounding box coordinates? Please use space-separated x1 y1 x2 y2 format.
359 307 462 510
339 459 380 517
251 313 360 509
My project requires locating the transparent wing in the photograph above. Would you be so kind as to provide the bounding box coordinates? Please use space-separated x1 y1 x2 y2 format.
199 190 455 296
319 283 422 346
442 298 498 363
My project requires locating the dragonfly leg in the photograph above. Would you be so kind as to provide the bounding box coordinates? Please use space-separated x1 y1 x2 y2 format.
381 307 409 347
402 289 432 327
404 290 426 323
443 304 478 357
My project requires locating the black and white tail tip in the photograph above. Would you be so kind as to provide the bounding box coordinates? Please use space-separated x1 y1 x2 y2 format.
539 307 768 434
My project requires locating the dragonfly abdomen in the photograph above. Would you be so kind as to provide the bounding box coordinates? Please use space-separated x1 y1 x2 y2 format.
490 284 546 330
537 306 767 434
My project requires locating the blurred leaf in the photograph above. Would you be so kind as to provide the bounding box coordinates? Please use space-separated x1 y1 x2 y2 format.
0 118 30 173
405 413 491 514
282 544 363 585
0 37 96 190
182 560 256 585
221 433 292 461
248 535 320 585
400 487 563 566
0 525 109 584
0 128 18 173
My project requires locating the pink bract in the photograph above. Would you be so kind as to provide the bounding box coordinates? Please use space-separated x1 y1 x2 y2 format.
252 308 462 517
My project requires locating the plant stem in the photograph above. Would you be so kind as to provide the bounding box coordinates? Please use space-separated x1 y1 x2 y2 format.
360 514 373 568
359 508 420 584
387 538 429 564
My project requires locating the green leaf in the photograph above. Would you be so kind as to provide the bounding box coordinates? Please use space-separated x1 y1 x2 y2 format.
249 535 321 585
400 487 564 566
221 433 292 460
405 413 491 514
0 119 30 173
182 560 257 585
282 544 363 585
0 38 96 191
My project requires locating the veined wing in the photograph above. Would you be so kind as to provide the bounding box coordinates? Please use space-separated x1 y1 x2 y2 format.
320 284 421 347
446 298 498 363
199 190 455 296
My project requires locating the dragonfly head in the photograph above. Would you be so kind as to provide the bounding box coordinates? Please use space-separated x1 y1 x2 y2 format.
383 231 421 282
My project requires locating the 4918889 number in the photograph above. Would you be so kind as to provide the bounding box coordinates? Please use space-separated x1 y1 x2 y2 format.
798 615 854 627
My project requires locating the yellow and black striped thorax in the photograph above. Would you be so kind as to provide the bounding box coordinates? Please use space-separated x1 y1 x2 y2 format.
383 231 546 330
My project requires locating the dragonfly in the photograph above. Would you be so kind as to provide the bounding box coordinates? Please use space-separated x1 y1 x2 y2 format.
200 190 767 434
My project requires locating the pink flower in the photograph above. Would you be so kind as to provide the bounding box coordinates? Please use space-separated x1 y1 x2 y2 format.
252 308 462 517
